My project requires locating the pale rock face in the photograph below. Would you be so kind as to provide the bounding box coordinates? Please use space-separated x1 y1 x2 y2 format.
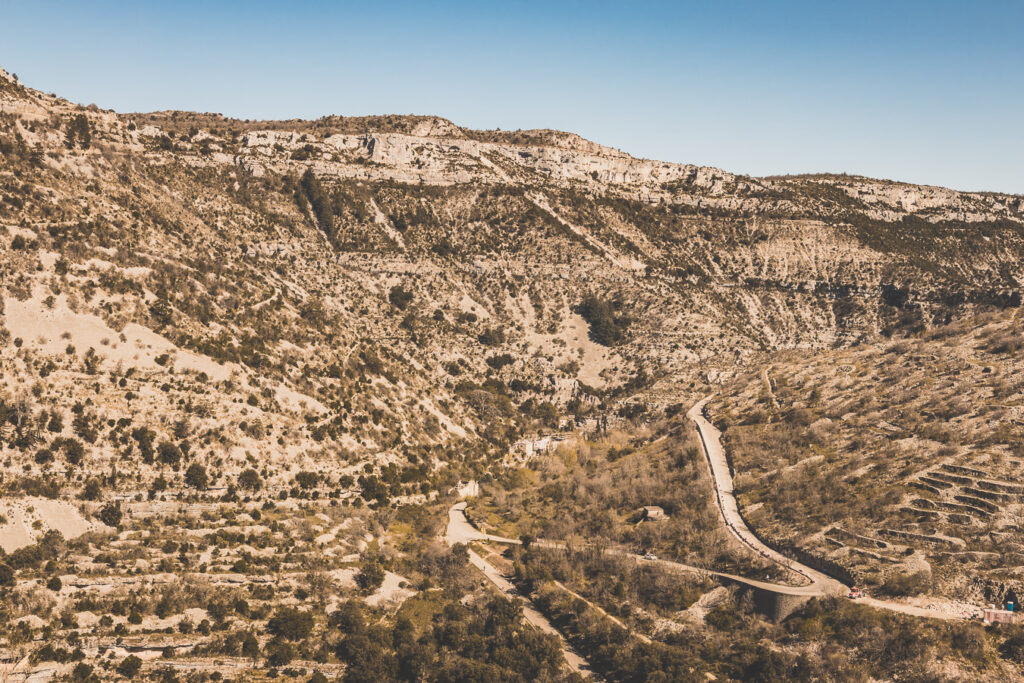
0 497 94 553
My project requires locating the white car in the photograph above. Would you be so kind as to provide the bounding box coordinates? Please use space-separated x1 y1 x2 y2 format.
643 553 657 561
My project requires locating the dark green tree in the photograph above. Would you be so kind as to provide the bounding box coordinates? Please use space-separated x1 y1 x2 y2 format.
157 441 182 467
388 285 414 310
65 114 91 149
238 468 262 491
184 463 208 489
116 655 143 679
354 562 385 594
266 607 314 641
98 503 122 527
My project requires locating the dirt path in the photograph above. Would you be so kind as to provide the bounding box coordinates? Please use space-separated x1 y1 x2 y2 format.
446 503 594 678
553 580 651 644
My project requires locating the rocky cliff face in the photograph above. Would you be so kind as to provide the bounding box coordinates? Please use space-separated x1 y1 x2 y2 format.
1 65 1022 493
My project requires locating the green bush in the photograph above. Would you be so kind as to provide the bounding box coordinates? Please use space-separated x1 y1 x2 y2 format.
116 655 142 679
355 562 386 594
477 328 505 346
265 640 295 667
157 441 182 467
185 463 208 489
575 295 630 346
98 503 122 527
266 607 314 641
388 285 414 310
238 468 262 491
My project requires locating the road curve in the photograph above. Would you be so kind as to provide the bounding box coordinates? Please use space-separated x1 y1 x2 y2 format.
688 398 846 597
447 503 522 546
449 398 977 622
690 397 978 621
447 503 827 597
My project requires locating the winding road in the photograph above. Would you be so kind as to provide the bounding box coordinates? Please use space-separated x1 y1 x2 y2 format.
447 503 830 597
688 399 845 597
689 397 975 621
448 397 976 624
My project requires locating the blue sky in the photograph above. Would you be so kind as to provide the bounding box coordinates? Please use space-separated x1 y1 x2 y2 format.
2 1 1022 193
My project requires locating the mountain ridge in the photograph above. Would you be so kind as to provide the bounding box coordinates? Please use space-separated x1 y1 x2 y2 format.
2 64 1023 481
5 62 1024 682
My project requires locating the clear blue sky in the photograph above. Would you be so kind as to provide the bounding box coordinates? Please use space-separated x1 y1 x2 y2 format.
3 1 1022 193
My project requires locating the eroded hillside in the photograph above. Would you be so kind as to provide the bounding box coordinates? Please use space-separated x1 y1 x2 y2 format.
3 64 1024 681
3 57 1024 585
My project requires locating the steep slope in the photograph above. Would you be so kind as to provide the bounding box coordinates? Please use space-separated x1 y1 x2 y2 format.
4 65 1024 682
1 64 1022 507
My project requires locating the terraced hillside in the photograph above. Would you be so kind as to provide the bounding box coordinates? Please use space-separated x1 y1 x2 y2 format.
710 309 1024 605
3 63 1024 681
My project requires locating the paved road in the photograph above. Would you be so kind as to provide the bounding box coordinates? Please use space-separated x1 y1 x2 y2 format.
448 398 977 622
688 399 846 597
447 503 522 546
690 397 975 621
447 503 826 597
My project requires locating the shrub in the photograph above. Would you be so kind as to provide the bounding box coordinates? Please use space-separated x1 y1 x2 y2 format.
1000 627 1024 664
950 623 988 664
295 471 320 490
242 633 260 660
486 354 514 370
62 438 86 465
266 607 314 641
355 562 385 594
98 503 122 527
157 441 182 467
881 570 930 596
116 655 143 679
132 427 156 463
70 663 94 682
388 285 414 310
65 114 91 149
266 641 295 667
477 328 505 346
185 463 208 489
80 479 101 501
575 296 630 346
238 468 262 491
